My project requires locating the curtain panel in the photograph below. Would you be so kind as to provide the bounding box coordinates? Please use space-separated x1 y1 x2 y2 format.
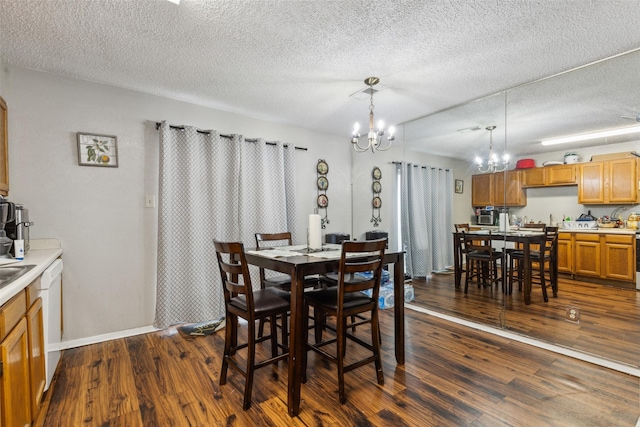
154 122 297 329
397 162 454 277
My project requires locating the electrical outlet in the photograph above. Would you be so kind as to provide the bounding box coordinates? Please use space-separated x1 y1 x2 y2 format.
145 195 156 208
565 305 580 323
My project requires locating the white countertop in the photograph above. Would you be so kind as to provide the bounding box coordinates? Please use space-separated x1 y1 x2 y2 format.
477 225 637 235
0 239 63 306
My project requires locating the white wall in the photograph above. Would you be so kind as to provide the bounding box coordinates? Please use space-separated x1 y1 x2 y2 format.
2 66 351 342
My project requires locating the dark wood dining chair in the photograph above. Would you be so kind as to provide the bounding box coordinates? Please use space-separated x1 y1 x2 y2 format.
255 232 320 290
461 231 504 292
213 240 290 410
301 238 387 404
506 223 547 294
508 226 559 301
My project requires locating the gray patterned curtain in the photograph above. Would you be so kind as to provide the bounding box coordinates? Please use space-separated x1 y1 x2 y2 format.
154 122 297 329
397 162 453 277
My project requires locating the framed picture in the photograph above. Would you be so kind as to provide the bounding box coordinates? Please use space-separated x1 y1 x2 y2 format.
77 132 118 167
455 179 464 194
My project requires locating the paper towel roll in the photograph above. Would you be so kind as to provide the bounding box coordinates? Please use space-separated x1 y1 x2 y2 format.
308 214 322 250
499 213 509 232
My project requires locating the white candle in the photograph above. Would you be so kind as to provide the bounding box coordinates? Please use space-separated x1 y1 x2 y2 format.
308 214 322 250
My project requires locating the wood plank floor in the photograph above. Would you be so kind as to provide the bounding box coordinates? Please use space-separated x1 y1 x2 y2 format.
36 301 639 426
410 272 640 367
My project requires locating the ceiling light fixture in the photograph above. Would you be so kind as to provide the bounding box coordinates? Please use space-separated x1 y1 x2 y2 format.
475 126 509 173
351 77 395 152
541 124 640 146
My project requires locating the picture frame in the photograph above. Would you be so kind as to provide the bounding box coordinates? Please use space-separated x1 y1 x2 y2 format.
455 179 464 194
77 132 118 167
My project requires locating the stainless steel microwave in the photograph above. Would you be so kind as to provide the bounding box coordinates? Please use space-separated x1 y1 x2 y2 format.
477 210 496 225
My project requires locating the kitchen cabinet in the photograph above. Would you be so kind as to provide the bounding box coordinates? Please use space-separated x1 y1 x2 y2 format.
578 158 639 204
472 173 493 207
0 97 9 196
0 282 47 425
558 231 635 286
493 170 526 206
522 164 577 187
603 234 635 281
556 232 572 273
0 293 31 426
472 171 526 207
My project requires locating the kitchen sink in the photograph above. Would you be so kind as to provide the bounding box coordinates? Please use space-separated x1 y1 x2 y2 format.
0 264 36 289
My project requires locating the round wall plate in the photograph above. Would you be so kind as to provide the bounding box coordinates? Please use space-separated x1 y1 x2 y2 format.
372 196 382 208
317 194 329 207
317 176 329 190
372 180 381 193
372 166 381 180
317 160 329 175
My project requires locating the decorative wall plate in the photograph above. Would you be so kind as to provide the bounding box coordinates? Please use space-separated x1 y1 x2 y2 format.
317 176 329 190
317 160 329 175
372 166 382 180
372 196 382 208
372 180 381 193
317 194 329 207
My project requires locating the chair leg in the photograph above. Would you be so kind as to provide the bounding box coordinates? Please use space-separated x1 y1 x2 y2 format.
220 314 233 386
301 302 310 384
464 258 471 293
371 308 384 386
269 314 278 358
243 316 256 410
540 263 549 302
337 315 346 404
314 307 324 344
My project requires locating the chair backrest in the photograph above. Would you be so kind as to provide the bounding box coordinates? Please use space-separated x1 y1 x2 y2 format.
542 226 559 256
255 232 293 249
213 240 254 309
461 231 493 256
455 223 470 232
337 239 387 307
522 223 546 230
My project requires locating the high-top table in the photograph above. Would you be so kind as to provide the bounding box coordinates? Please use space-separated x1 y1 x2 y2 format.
245 247 405 417
452 230 554 304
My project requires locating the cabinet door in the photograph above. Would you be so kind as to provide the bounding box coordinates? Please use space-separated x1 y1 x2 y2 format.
574 238 601 277
472 174 493 207
522 168 545 187
546 164 576 185
608 158 638 203
27 297 46 420
556 235 573 273
578 162 605 204
494 170 526 206
603 234 635 281
0 318 31 427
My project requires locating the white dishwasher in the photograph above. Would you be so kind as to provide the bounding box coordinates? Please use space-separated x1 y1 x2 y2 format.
37 258 63 391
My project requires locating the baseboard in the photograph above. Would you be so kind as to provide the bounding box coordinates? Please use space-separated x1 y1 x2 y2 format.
58 325 158 350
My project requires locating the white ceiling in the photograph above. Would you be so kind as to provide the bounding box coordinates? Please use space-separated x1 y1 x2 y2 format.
1 0 640 159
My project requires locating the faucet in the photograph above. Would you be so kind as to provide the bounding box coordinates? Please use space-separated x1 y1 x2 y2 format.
610 206 628 219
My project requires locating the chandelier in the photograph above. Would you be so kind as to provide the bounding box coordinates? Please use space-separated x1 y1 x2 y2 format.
475 125 509 173
351 77 395 152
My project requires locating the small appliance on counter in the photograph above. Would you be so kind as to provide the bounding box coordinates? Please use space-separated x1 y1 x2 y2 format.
0 197 15 258
477 207 496 225
5 204 33 256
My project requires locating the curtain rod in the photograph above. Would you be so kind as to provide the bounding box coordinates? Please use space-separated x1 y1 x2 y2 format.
155 122 307 151
392 161 450 172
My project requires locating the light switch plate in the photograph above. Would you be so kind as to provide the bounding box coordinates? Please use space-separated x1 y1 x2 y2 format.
145 195 156 208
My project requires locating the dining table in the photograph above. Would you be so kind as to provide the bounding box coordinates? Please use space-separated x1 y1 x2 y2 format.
452 230 556 305
244 244 405 417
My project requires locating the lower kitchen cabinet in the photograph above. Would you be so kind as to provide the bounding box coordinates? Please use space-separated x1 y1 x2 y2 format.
0 284 47 425
559 231 635 286
1 317 31 427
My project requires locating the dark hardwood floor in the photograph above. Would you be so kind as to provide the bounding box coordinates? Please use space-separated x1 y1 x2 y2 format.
410 272 640 367
36 285 639 426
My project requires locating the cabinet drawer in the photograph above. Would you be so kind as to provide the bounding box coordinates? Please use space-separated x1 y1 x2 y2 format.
25 280 40 307
604 234 634 245
0 290 27 340
558 232 572 240
574 233 600 242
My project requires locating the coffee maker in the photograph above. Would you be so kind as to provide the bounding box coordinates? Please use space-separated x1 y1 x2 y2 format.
0 197 15 258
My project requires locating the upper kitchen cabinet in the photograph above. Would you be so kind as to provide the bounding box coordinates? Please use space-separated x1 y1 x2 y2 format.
522 164 576 187
493 170 526 206
0 97 8 196
578 158 638 204
471 174 493 207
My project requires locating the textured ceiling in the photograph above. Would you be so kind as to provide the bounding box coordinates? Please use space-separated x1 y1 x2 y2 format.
1 0 640 159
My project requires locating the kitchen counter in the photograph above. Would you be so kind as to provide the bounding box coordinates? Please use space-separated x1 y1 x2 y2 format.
0 238 63 306
477 225 637 234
